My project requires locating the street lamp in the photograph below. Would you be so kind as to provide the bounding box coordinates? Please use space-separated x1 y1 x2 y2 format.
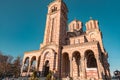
114 70 120 80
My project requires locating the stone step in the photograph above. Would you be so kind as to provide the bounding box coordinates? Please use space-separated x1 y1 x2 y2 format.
18 77 46 80
39 77 46 80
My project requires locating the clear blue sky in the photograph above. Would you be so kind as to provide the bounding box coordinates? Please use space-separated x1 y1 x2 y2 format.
0 0 119 75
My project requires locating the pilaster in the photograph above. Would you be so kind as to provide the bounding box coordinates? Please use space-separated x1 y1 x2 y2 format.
95 54 102 79
81 56 86 79
36 57 39 71
27 57 32 75
69 57 73 77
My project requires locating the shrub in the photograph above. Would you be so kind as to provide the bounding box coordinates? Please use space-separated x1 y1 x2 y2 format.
45 71 52 80
29 71 40 80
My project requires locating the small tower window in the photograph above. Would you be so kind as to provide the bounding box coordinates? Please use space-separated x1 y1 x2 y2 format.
51 9 54 12
77 23 79 29
51 18 55 42
73 24 74 30
51 6 57 13
87 24 89 30
55 7 57 11
90 22 92 29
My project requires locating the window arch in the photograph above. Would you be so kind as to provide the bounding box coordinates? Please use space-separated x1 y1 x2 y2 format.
77 23 79 29
85 50 97 68
51 5 57 13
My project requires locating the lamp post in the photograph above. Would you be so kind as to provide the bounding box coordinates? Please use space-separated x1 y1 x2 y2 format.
114 70 120 80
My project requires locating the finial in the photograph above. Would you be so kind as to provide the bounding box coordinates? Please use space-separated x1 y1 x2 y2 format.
90 16 93 20
56 0 62 2
74 17 77 21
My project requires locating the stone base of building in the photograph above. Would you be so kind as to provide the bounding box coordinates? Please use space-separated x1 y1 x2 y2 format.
62 78 108 80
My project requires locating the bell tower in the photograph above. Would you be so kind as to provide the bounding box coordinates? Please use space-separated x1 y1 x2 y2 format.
42 0 68 46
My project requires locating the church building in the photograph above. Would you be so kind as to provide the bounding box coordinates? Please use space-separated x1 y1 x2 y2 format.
21 0 111 80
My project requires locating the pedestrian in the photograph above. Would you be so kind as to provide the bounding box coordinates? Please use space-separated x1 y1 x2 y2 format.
66 75 70 80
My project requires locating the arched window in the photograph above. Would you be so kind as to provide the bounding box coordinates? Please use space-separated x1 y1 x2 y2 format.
55 7 57 11
85 50 97 68
51 6 57 13
73 24 74 30
77 23 79 29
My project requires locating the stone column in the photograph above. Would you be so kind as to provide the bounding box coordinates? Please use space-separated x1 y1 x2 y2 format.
70 57 73 77
55 54 58 70
36 57 39 71
27 57 31 75
39 55 44 71
79 58 81 78
56 54 58 70
95 55 102 80
81 56 86 79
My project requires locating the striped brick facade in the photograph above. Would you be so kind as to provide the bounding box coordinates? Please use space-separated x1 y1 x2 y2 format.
21 0 111 80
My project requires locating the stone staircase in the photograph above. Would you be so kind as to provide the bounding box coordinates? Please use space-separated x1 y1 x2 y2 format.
62 77 80 80
39 77 46 80
18 77 46 80
18 77 81 80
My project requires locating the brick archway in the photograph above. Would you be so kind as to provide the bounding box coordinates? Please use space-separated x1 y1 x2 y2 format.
84 50 98 79
30 56 36 72
39 48 56 76
23 57 29 72
85 50 97 68
62 52 70 77
72 51 81 77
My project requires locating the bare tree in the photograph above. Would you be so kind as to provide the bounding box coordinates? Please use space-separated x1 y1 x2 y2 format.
12 56 22 77
0 51 13 78
0 51 22 78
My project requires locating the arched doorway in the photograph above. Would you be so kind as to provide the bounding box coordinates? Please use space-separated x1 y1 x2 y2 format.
43 60 50 77
40 49 56 77
72 51 81 77
62 53 70 77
